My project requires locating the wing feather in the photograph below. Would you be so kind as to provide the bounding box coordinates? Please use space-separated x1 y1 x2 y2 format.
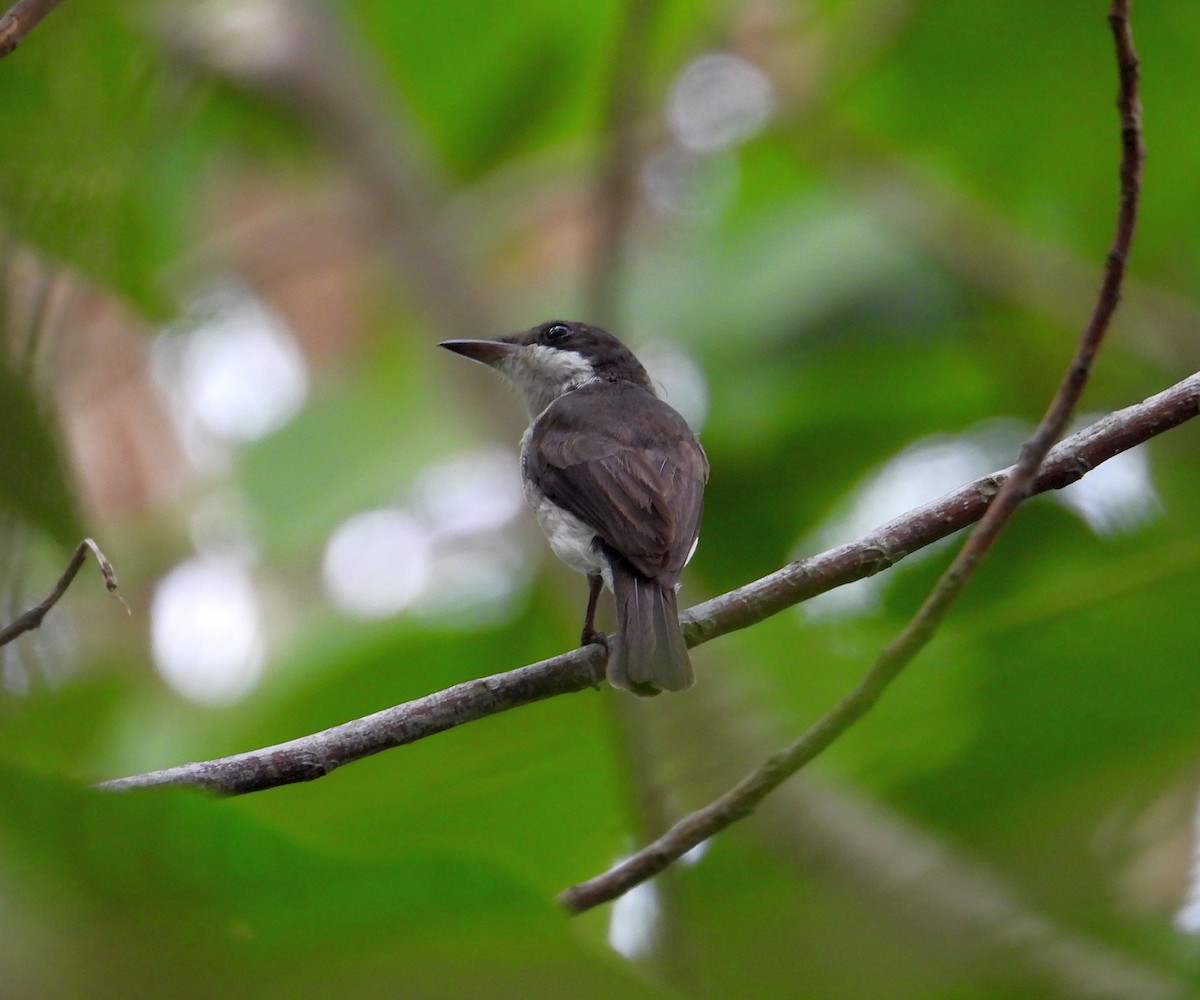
525 381 708 582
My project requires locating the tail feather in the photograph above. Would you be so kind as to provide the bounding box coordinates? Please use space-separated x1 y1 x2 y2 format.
608 562 693 696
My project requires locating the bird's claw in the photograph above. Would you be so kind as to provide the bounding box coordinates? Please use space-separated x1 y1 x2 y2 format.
580 627 608 650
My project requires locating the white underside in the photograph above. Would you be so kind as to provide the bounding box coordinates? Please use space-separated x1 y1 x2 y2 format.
527 487 614 589
520 423 613 588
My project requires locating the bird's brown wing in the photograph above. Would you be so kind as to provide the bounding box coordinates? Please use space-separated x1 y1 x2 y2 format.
525 381 708 582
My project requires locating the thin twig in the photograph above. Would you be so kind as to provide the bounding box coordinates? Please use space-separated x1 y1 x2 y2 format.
558 0 1143 914
0 0 63 58
96 365 1197 795
0 538 125 647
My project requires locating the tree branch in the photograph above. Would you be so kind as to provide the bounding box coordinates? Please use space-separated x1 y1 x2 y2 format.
97 366 1198 794
558 0 1143 913
0 538 124 647
774 781 1195 1000
0 0 63 58
101 649 606 793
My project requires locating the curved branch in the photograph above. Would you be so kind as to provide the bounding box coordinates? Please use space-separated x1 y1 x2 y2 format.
0 538 123 647
98 367 1197 794
559 0 1143 913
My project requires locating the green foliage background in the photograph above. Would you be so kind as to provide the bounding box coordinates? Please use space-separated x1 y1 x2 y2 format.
2 1 1200 997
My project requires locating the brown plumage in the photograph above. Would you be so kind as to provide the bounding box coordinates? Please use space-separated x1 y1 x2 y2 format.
441 320 708 695
526 379 707 693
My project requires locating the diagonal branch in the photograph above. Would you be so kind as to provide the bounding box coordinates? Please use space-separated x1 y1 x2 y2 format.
0 0 64 59
0 538 124 647
97 368 1200 794
558 0 1144 914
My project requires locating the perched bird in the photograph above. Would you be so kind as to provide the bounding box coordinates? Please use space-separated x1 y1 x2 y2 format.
440 320 708 695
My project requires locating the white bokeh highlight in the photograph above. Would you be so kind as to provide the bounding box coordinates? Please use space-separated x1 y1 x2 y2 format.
667 52 774 153
322 509 433 619
151 556 265 705
644 50 771 219
1176 788 1200 934
322 447 532 625
412 446 525 541
411 536 529 625
179 289 307 442
151 282 309 473
1057 420 1160 535
607 877 661 961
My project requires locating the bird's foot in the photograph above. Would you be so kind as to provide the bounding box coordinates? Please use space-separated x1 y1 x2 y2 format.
579 629 608 690
580 626 608 650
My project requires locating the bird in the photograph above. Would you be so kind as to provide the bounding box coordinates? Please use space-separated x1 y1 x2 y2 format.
440 320 708 695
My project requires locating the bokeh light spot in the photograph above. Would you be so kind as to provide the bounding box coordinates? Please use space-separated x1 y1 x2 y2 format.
323 508 432 618
151 556 265 705
152 282 309 454
667 52 775 153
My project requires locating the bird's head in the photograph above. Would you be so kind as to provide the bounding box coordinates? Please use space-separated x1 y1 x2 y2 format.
440 320 653 417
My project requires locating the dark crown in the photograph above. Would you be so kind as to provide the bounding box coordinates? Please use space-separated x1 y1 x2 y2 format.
515 320 653 388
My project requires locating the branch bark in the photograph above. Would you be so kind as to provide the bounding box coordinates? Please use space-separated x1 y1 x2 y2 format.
101 649 605 793
97 366 1197 794
558 0 1143 913
0 0 63 58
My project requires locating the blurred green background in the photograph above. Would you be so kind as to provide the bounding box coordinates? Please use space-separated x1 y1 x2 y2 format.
2 1 1200 997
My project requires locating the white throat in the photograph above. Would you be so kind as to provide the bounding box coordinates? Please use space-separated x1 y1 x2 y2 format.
499 344 598 417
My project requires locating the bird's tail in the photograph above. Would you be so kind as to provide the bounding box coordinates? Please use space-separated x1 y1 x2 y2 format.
608 560 694 696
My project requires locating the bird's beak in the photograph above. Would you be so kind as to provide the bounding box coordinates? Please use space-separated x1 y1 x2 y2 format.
439 339 519 367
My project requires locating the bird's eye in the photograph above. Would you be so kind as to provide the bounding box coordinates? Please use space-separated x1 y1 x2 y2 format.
544 323 573 343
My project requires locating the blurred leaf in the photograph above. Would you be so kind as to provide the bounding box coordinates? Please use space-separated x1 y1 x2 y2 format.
841 1 1116 249
0 766 667 1000
0 4 196 315
347 0 620 178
